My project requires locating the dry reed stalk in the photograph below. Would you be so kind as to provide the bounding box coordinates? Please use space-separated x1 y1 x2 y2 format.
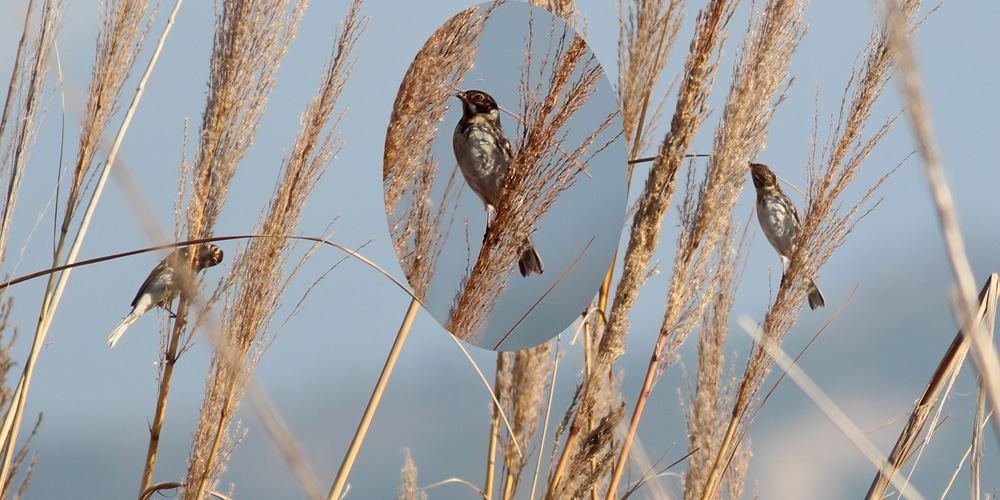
65 0 150 225
180 2 363 498
134 0 238 490
552 2 682 495
619 0 810 495
573 309 621 500
583 0 682 434
599 0 730 368
329 298 419 500
383 3 494 300
141 0 302 486
735 313 929 498
355 8 490 499
879 6 1000 492
0 298 39 500
864 274 998 499
652 0 804 399
701 2 919 497
52 0 189 492
18 0 182 486
887 0 1000 443
447 17 617 342
545 0 734 495
971 405 984 498
11 0 146 316
99 0 185 254
486 354 504 500
623 0 803 486
0 0 148 491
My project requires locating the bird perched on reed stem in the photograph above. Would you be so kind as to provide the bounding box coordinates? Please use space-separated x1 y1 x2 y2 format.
453 89 543 277
749 162 825 310
108 244 224 348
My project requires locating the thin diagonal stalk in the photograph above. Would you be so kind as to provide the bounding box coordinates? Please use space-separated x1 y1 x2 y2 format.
887 0 1000 443
528 334 559 500
485 354 503 500
248 377 324 499
864 274 998 499
327 297 418 500
45 1 188 493
738 315 928 500
0 0 150 488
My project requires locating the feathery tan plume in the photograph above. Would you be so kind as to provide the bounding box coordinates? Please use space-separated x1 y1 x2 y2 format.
384 2 496 299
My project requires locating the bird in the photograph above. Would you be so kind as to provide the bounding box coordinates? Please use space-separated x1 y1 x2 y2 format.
749 162 825 310
108 243 224 348
452 89 544 277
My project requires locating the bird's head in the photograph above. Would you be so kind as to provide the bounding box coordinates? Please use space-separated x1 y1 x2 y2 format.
749 162 777 189
455 89 500 117
196 243 224 270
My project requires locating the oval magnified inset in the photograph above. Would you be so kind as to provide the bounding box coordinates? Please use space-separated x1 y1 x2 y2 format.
383 1 627 351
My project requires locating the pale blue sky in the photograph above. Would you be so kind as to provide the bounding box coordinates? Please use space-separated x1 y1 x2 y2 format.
0 0 997 499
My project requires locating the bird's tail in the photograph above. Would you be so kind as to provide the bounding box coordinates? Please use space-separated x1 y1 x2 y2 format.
108 310 141 348
518 239 544 277
807 278 826 310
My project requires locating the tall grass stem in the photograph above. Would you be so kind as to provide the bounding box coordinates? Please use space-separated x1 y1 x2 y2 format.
326 297 418 500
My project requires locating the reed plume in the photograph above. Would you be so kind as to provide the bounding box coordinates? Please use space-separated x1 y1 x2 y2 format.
383 2 496 300
180 1 364 498
698 1 916 497
546 0 735 494
447 15 618 344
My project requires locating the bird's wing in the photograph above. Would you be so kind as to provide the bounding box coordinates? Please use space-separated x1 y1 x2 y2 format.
130 249 186 307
